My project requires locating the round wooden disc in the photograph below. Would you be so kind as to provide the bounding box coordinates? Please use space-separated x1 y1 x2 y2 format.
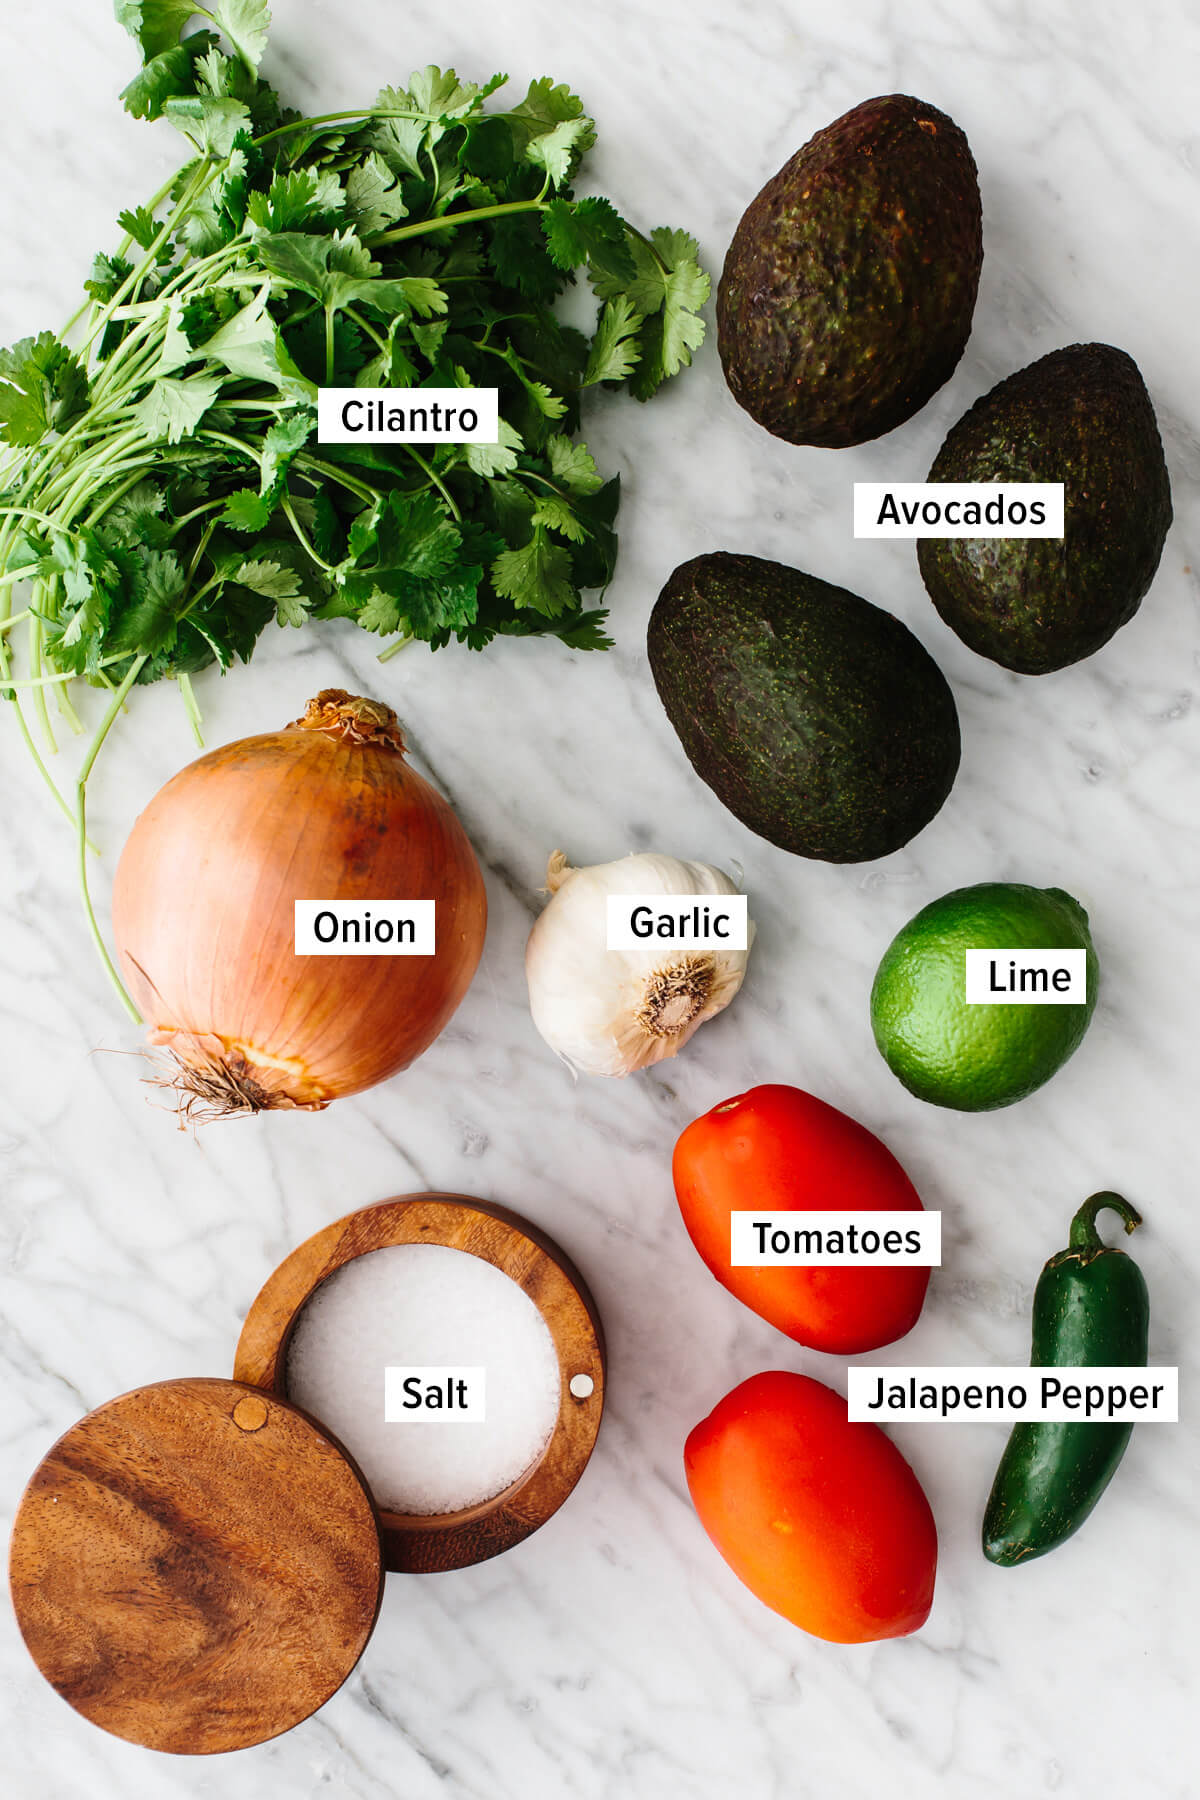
9 1377 383 1755
234 1194 606 1573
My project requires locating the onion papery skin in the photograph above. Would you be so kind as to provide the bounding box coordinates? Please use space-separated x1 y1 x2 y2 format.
111 691 487 1114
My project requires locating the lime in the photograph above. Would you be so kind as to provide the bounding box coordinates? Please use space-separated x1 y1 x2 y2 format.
869 883 1098 1111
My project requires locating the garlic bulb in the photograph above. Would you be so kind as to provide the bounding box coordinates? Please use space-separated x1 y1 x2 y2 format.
525 851 755 1077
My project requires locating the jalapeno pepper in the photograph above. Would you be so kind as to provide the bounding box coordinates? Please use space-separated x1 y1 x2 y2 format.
983 1192 1149 1566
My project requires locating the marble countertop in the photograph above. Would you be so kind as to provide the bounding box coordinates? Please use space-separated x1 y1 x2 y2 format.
2 2 1197 1796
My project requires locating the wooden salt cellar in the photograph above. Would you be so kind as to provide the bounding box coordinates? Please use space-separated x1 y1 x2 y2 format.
235 1193 606 1573
8 1193 605 1754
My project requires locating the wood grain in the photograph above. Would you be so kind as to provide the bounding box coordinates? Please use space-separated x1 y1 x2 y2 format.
234 1194 606 1572
9 1378 383 1754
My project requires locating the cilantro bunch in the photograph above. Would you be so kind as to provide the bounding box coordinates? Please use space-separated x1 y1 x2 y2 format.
0 0 708 1012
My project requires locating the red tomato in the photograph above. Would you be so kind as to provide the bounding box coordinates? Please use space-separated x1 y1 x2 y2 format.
672 1084 929 1352
685 1371 937 1643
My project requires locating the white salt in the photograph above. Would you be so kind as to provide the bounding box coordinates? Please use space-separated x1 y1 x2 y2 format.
285 1243 561 1516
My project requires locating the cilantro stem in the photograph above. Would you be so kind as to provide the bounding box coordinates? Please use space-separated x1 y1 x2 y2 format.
0 605 32 626
377 632 414 664
80 160 221 359
84 469 165 532
405 446 461 520
0 682 81 833
1 655 129 689
178 673 204 747
0 581 84 834
366 198 550 249
281 494 336 572
185 520 219 588
324 306 336 385
77 656 147 1025
60 169 182 338
250 107 441 148
342 306 388 353
296 455 376 504
29 614 55 754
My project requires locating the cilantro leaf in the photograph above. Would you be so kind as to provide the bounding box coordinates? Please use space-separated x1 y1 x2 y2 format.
487 212 563 302
339 489 482 641
589 231 666 313
115 0 199 59
259 409 314 489
344 153 409 234
120 30 218 120
44 530 122 674
546 434 603 495
366 70 490 181
97 480 172 550
547 608 613 651
491 526 574 616
120 1 271 74
117 205 161 250
232 558 302 599
164 93 251 157
506 80 595 186
531 492 587 543
256 230 446 321
131 372 222 443
107 547 189 655
583 294 643 386
344 489 463 590
84 253 134 304
0 334 89 446
231 558 307 623
655 236 709 377
542 197 634 285
502 352 567 420
465 418 523 477
208 0 272 74
198 286 315 397
219 488 274 532
246 168 344 232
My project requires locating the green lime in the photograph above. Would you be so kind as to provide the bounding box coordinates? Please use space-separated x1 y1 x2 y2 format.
869 882 1099 1111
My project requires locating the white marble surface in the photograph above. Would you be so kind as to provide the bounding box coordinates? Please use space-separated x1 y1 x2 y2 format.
2 2 1198 1795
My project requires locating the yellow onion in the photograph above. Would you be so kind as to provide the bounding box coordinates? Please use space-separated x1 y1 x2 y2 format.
112 690 487 1115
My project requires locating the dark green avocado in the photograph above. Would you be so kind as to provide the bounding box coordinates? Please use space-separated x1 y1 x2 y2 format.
918 344 1173 673
717 95 982 449
647 553 961 862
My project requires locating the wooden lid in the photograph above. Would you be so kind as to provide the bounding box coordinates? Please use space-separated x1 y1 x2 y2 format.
8 1377 383 1755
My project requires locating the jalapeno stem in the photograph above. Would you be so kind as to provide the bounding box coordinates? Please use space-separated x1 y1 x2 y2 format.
1069 1191 1143 1251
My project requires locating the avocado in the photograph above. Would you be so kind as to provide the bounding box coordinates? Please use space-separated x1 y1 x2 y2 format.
717 95 982 449
647 553 961 863
917 344 1172 673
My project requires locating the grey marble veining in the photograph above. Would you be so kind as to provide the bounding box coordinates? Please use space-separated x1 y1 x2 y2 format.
2 1 1198 1796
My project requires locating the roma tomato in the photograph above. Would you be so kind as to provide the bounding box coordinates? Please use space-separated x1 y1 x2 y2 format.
684 1371 937 1643
672 1083 929 1352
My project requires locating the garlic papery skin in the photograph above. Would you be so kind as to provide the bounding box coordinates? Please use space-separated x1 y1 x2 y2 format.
525 851 755 1077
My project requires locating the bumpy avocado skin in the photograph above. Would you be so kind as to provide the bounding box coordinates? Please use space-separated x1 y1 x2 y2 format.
717 95 982 449
918 344 1173 673
647 553 961 863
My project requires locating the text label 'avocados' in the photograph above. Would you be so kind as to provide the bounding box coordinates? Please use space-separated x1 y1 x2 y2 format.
731 1211 941 1266
853 482 1065 538
847 1366 1179 1423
